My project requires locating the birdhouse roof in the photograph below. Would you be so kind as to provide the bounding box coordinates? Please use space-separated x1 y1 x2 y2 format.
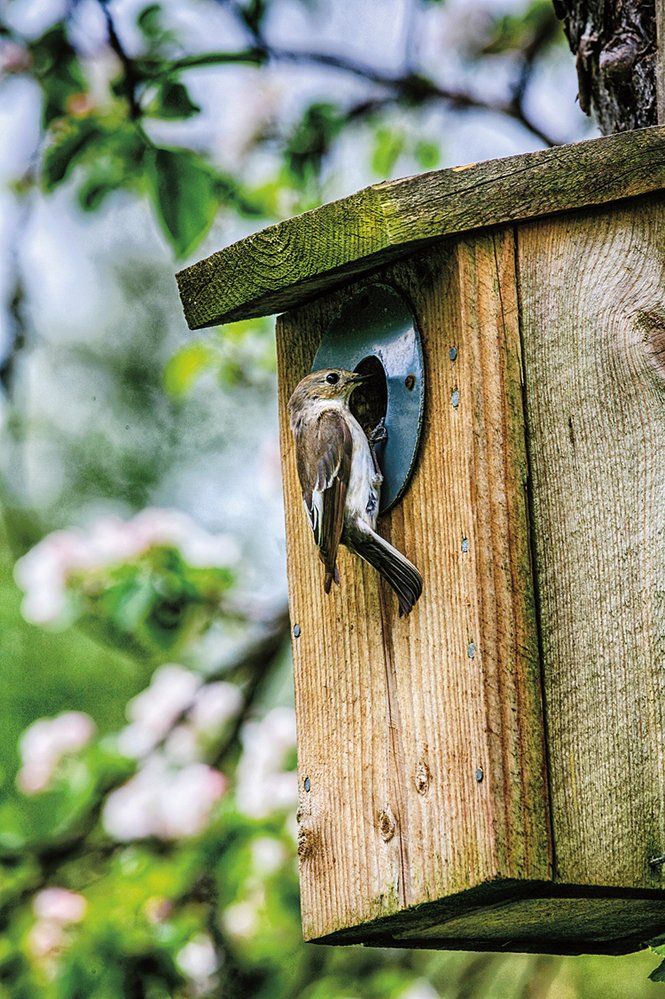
176 126 665 329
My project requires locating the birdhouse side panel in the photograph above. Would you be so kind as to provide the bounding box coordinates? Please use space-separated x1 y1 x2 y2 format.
276 233 551 942
518 193 665 892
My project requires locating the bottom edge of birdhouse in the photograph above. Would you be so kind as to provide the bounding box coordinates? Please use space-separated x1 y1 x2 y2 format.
307 880 665 956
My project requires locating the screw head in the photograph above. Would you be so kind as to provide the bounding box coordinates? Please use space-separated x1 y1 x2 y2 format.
451 388 460 409
475 767 484 783
293 624 301 638
304 776 311 793
449 346 458 361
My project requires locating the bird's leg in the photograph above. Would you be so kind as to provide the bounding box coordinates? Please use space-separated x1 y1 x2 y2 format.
367 417 387 477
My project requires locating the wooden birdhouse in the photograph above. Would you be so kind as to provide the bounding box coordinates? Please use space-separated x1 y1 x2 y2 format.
177 126 665 955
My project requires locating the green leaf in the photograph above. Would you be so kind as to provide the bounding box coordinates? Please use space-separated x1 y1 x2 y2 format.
146 146 219 258
414 139 441 170
42 118 101 189
163 342 216 397
28 22 88 127
77 177 117 212
371 126 405 178
285 103 344 181
137 3 163 38
650 959 665 983
148 81 201 120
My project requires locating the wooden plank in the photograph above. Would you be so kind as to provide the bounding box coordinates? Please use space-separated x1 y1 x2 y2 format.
276 231 550 943
178 127 665 329
658 0 665 124
517 193 665 891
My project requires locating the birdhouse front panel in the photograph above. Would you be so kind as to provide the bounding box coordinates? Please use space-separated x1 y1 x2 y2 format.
275 232 551 945
176 127 665 954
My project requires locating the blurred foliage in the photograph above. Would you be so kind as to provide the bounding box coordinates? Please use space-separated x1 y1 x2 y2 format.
0 0 661 996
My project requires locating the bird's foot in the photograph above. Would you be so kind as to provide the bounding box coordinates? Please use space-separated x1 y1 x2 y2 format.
368 417 388 446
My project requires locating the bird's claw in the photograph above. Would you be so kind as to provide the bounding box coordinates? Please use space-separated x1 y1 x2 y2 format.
368 417 388 445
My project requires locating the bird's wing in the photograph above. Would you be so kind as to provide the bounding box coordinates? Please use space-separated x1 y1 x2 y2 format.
294 409 352 591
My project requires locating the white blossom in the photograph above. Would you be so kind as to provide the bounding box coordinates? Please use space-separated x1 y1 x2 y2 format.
223 899 260 940
176 934 219 983
236 707 297 819
251 836 287 875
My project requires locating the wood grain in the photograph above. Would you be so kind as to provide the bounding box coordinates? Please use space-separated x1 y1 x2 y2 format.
276 231 550 942
178 127 665 328
517 194 665 891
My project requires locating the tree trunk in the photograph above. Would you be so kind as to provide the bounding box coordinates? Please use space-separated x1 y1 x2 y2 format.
553 0 662 133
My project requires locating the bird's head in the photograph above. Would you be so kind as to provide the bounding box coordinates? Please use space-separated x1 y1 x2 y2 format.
288 368 367 415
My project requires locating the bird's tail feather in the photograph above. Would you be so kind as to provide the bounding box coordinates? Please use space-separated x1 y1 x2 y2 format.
348 526 422 616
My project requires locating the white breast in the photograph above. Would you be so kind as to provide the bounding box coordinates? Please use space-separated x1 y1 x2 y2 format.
344 410 382 529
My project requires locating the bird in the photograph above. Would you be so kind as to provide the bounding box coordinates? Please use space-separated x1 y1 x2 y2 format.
288 367 422 616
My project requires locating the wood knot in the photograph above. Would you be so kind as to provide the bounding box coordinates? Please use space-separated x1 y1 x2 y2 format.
415 759 431 795
297 823 319 860
377 806 397 842
599 34 642 79
636 310 665 381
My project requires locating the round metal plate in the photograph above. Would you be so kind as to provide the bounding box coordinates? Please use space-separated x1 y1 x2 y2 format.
312 283 425 513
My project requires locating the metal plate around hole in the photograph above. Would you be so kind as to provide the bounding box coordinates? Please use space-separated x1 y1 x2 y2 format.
312 283 425 513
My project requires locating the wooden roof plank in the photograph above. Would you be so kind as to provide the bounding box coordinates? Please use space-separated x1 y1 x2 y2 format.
176 126 665 329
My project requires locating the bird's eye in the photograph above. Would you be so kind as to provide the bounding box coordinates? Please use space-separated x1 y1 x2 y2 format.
325 372 340 384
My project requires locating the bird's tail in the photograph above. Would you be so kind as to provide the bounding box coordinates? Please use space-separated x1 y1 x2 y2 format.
347 525 422 616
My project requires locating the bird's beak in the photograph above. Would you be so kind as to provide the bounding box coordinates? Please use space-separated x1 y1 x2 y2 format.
350 372 370 383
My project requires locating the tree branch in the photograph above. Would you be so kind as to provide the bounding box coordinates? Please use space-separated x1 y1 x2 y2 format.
97 0 142 120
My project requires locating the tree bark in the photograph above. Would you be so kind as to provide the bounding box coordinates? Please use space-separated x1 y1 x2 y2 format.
554 0 660 133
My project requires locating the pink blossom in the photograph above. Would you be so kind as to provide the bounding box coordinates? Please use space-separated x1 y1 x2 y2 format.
27 919 65 960
33 888 87 924
15 509 239 627
190 682 243 736
18 712 95 794
236 708 297 819
103 755 227 841
118 664 201 757
0 41 32 74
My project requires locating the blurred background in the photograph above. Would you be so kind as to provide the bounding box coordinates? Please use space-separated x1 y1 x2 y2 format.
0 0 663 995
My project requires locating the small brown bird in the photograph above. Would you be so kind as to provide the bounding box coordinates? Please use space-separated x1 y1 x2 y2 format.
288 367 422 615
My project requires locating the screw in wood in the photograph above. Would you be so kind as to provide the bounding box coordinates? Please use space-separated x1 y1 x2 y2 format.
293 624 301 638
461 537 469 553
475 767 484 783
467 641 476 659
449 346 458 361
304 776 311 792
451 388 460 408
